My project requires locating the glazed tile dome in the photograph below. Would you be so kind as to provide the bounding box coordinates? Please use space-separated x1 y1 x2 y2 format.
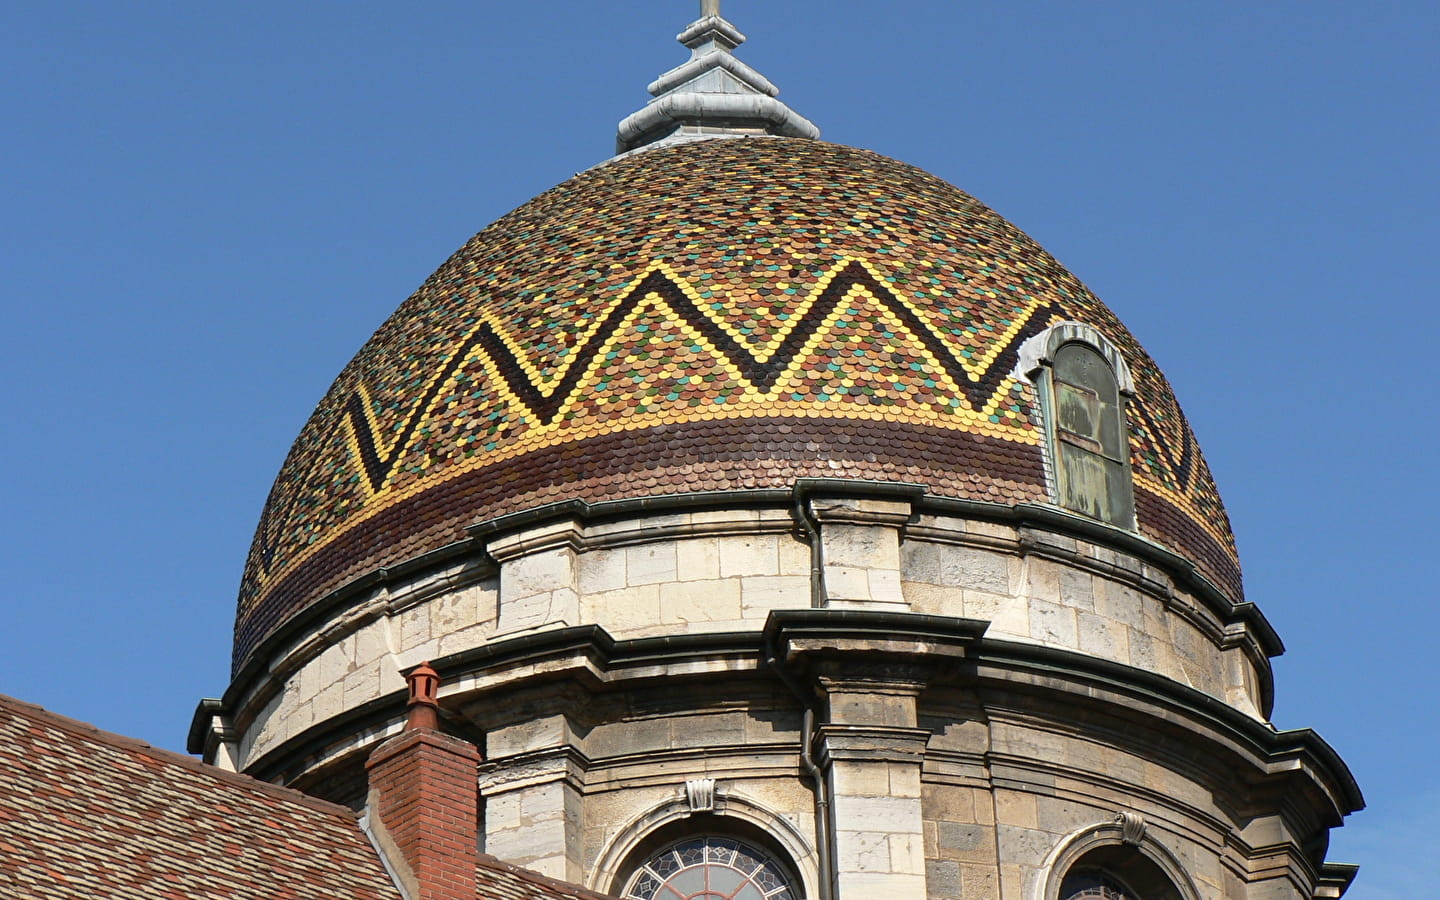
234 137 1238 669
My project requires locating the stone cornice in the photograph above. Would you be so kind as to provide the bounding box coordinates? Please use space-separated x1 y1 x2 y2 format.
221 483 1279 726
238 616 1360 824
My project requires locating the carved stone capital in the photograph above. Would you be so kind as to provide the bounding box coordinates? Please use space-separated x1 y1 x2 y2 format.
816 724 930 766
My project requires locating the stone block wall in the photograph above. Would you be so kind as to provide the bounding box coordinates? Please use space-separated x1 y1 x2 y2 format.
455 674 1313 900
901 515 1264 718
229 501 1270 780
207 491 1346 900
212 496 1320 900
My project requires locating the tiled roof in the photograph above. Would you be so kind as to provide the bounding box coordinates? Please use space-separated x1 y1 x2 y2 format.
236 137 1239 669
476 855 620 900
0 693 401 900
0 695 619 900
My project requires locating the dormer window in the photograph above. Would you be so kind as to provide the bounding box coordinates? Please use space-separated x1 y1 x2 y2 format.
1023 323 1136 529
1052 341 1133 526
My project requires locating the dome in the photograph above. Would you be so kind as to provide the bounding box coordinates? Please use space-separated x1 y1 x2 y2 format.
234 137 1237 670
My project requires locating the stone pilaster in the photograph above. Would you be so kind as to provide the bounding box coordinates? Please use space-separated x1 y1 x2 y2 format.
765 610 985 900
809 496 913 608
479 747 585 884
817 669 930 900
487 520 584 634
474 694 589 886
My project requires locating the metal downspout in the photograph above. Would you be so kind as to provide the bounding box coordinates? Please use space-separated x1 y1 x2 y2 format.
800 705 834 900
793 486 826 609
765 570 834 900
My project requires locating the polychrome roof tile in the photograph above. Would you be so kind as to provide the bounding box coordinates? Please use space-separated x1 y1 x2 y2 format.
236 138 1237 669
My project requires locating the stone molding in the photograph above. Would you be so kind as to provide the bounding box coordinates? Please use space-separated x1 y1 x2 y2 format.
1015 321 1136 396
486 519 587 563
587 785 820 899
237 619 1359 825
765 608 988 668
808 496 915 528
220 486 1281 751
1315 863 1360 899
1035 817 1201 900
815 724 931 766
478 746 588 795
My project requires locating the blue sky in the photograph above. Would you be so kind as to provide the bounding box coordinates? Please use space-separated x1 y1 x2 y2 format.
2 2 1434 896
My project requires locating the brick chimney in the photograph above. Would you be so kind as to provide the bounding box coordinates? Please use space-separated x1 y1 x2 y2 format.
365 662 480 900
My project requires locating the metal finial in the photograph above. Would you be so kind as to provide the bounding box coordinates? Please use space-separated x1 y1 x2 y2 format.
613 0 819 154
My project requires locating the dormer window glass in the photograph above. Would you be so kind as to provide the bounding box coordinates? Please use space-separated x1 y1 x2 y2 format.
1022 322 1137 530
1052 341 1133 527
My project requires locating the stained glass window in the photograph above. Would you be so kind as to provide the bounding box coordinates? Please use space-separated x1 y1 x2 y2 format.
622 836 798 900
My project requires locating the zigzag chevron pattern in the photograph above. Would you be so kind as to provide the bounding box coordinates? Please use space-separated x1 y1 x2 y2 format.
253 258 1209 581
1133 402 1195 491
238 139 1242 655
249 259 1210 586
337 259 1063 495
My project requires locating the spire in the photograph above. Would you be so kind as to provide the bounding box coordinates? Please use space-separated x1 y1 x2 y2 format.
615 2 820 155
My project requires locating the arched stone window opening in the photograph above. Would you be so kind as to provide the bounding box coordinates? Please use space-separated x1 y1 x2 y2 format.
1061 867 1143 900
1020 322 1137 529
1055 846 1188 900
617 829 803 900
593 789 818 900
1040 816 1199 900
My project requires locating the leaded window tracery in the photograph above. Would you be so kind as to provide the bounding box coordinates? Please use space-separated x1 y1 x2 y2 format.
621 836 797 900
1061 868 1137 900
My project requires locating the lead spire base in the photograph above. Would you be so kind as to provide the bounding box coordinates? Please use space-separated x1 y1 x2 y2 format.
614 5 819 155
